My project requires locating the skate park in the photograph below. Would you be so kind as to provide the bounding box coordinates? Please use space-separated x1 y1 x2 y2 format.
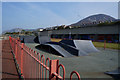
19 34 119 79
18 24 119 79
20 34 99 57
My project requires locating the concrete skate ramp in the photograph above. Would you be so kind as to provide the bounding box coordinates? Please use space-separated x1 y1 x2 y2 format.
73 40 99 56
104 68 120 79
44 42 74 57
105 69 120 75
60 40 99 56
20 36 39 43
60 40 76 47
37 38 98 57
38 36 50 44
19 36 24 42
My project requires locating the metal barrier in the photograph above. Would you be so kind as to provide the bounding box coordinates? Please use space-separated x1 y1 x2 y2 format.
9 36 81 80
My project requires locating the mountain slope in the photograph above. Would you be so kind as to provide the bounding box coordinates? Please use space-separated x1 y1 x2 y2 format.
2 28 36 34
71 14 116 27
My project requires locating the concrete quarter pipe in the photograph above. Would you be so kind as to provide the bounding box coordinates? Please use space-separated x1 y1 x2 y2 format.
38 36 51 44
73 40 99 56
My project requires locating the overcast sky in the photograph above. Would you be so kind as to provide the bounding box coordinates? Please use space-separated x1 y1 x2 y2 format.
2 2 118 31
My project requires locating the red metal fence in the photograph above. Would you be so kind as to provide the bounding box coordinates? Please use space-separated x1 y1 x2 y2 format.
9 36 80 80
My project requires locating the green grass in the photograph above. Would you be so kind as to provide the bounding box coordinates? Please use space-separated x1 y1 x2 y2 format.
51 38 62 42
93 42 120 50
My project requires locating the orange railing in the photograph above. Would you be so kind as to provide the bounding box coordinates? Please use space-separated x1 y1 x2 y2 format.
9 36 80 80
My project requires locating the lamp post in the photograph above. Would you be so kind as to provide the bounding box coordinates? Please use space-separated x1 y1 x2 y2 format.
69 31 71 40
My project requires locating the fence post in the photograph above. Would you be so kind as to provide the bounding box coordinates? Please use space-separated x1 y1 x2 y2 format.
9 36 11 43
21 43 24 75
15 40 17 58
104 40 106 50
49 59 59 80
14 39 16 53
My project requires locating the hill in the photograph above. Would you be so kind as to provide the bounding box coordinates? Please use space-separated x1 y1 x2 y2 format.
2 28 37 34
70 14 116 27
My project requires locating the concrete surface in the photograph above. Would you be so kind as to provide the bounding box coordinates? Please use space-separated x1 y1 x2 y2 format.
25 43 119 79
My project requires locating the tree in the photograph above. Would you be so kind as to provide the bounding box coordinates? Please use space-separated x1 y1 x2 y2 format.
21 30 25 34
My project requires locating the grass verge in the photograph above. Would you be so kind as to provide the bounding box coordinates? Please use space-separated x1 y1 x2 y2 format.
93 42 120 50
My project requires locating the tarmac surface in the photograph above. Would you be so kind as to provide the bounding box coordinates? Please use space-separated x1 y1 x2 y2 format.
25 43 119 79
1 40 19 80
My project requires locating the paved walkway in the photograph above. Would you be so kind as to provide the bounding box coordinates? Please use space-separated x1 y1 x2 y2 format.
2 40 19 80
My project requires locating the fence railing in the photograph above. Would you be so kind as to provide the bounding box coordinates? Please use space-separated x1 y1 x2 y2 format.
9 36 81 80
